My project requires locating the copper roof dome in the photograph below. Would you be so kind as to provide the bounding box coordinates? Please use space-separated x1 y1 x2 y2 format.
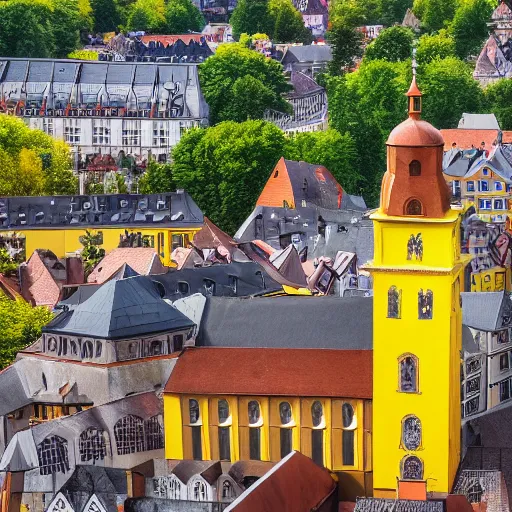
387 117 445 147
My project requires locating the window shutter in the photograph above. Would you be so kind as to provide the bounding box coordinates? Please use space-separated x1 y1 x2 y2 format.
182 426 193 459
269 426 281 461
239 426 250 460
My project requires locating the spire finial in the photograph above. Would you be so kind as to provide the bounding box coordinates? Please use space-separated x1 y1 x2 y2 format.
412 47 417 77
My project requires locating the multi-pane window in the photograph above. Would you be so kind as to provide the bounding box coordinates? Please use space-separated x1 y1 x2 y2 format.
399 354 418 393
122 120 141 146
43 118 54 136
145 415 164 451
500 377 512 402
114 415 145 455
153 121 169 147
64 118 81 144
93 119 110 145
418 289 433 319
387 286 401 318
193 480 207 501
402 416 421 451
79 427 107 462
37 435 70 475
153 476 181 500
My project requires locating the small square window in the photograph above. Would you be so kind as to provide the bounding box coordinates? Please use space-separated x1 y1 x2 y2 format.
467 181 475 192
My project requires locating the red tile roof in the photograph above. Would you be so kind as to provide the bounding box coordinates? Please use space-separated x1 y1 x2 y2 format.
440 129 512 151
227 451 336 512
164 347 372 398
21 251 61 307
139 34 205 46
87 248 165 284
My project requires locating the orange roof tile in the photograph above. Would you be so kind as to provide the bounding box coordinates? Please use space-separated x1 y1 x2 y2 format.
256 157 295 208
165 347 373 398
22 251 61 307
440 129 512 151
139 34 205 46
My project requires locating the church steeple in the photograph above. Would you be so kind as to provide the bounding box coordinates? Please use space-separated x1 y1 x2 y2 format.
406 77 422 119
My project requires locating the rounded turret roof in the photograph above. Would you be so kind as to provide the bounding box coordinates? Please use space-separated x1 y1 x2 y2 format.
386 117 445 147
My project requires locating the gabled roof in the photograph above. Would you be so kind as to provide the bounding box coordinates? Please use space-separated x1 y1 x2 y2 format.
44 276 194 339
461 291 512 331
442 149 485 177
173 460 222 485
197 296 373 350
268 245 308 287
287 71 324 99
225 451 336 512
165 347 373 398
87 248 165 284
458 113 500 130
281 45 332 64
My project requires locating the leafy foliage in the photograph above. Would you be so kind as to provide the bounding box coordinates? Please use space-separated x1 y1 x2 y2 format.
0 249 19 277
138 161 175 193
380 0 413 25
483 79 512 130
269 0 312 44
164 0 204 33
68 49 98 60
364 26 414 62
0 115 77 196
412 0 456 31
79 230 106 273
127 0 166 32
90 0 120 32
449 0 494 59
416 30 456 64
231 0 272 40
326 24 364 75
199 44 291 125
0 296 53 369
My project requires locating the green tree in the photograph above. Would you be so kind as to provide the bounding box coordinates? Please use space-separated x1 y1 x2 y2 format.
0 0 56 58
127 0 166 32
419 57 484 128
0 296 53 368
380 0 414 25
484 79 512 130
79 230 106 273
52 0 82 58
90 0 120 32
231 0 272 40
199 43 291 125
68 49 98 59
413 0 456 32
326 24 364 75
364 26 414 63
269 0 312 44
284 129 361 193
450 0 494 60
164 0 204 33
416 30 456 65
172 121 287 234
138 161 175 193
0 115 77 196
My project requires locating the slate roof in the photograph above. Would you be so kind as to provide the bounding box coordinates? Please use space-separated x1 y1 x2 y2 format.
225 451 336 512
0 192 204 230
354 498 444 512
165 347 373 398
44 276 194 339
458 113 501 130
173 460 222 485
461 291 512 331
442 149 485 176
281 45 333 64
196 296 373 349
87 248 165 284
288 71 324 99
150 262 283 300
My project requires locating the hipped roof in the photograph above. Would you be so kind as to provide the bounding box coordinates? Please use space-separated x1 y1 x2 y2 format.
44 276 194 339
165 347 372 398
461 291 512 331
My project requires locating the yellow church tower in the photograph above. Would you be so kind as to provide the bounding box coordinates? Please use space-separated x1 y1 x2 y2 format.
368 77 464 498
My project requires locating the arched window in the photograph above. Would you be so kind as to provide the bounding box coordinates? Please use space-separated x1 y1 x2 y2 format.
170 477 181 500
405 199 423 216
409 160 421 176
189 399 200 424
189 399 202 461
82 340 94 359
342 403 355 466
311 401 324 466
222 480 234 500
218 399 231 461
279 402 293 458
114 415 144 455
399 354 418 393
37 435 69 475
47 336 57 353
79 427 107 462
401 455 424 480
418 289 433 319
279 402 292 424
144 415 164 451
248 401 261 460
402 416 422 451
95 341 102 358
193 480 207 501
387 286 401 318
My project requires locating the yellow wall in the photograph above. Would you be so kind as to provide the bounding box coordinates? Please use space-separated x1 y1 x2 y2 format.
470 267 510 292
20 227 200 266
369 211 463 496
164 394 369 473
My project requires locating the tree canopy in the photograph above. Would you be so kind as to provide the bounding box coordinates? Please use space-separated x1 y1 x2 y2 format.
0 296 53 369
412 0 456 32
164 0 204 33
231 0 273 40
0 115 77 196
364 26 414 62
199 43 291 125
483 79 512 130
127 0 166 32
415 30 456 64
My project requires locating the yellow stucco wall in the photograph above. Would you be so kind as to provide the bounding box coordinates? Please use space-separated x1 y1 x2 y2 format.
369 210 463 496
164 394 368 473
19 227 200 266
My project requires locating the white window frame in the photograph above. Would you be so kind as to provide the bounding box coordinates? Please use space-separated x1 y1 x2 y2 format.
122 120 141 146
63 118 81 144
152 121 169 148
92 119 111 146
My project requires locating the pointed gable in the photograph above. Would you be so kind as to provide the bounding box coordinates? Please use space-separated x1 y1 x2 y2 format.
256 157 295 208
43 276 194 339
